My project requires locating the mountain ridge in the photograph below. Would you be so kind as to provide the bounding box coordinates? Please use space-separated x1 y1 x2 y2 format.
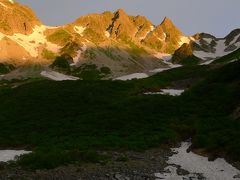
0 1 239 79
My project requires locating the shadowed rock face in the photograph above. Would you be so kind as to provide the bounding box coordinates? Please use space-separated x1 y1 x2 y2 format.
0 0 41 35
172 43 193 62
171 43 200 65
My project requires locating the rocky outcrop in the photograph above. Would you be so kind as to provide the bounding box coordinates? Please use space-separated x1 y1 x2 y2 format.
172 43 200 65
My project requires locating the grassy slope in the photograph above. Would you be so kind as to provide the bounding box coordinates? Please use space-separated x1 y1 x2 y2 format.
180 62 240 157
0 62 239 169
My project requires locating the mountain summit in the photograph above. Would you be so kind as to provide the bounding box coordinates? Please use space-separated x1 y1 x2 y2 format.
160 17 183 37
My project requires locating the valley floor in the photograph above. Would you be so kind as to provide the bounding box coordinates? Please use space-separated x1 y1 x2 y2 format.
0 61 240 179
0 143 239 180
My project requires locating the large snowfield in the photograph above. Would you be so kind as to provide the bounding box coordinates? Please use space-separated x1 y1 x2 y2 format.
155 142 240 180
115 73 149 80
194 36 240 61
144 89 185 96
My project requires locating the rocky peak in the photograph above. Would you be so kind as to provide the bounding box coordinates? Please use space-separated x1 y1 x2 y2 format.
159 17 183 37
74 12 113 30
114 9 128 18
175 43 193 56
142 17 185 53
172 43 200 64
108 9 138 39
0 0 41 35
160 17 173 26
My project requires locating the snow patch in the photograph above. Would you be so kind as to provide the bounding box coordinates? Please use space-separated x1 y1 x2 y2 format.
150 25 155 31
0 150 31 162
0 32 5 40
155 142 240 180
163 32 167 39
139 25 155 40
178 36 191 46
154 53 172 61
115 73 148 81
73 43 87 63
229 59 238 63
0 25 60 57
73 50 82 63
144 89 185 96
149 68 170 73
81 43 87 51
157 37 164 41
0 2 8 8
0 0 14 7
150 53 182 73
160 89 185 96
203 38 213 44
190 37 195 41
41 70 79 81
157 32 167 42
229 34 240 45
155 166 200 180
149 64 182 73
200 59 215 65
74 26 86 36
105 31 110 38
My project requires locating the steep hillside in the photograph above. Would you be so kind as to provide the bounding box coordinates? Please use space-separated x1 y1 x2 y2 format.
0 0 41 35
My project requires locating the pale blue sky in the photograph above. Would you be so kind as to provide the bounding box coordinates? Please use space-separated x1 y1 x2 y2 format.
17 0 240 37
